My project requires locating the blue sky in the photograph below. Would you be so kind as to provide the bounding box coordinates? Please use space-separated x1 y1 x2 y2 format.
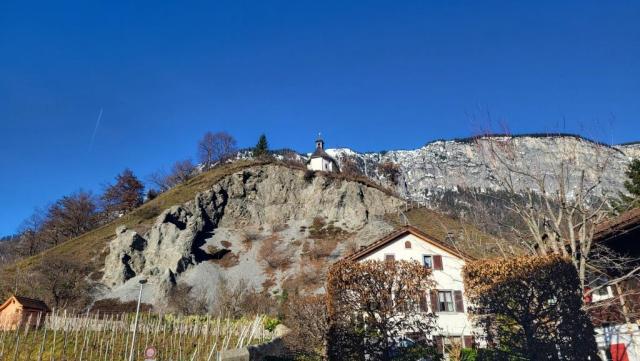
1 0 639 236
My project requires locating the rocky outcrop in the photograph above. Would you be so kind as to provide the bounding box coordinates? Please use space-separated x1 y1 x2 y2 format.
617 143 640 160
100 164 404 303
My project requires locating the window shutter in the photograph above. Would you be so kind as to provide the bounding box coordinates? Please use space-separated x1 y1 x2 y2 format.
433 255 443 270
463 335 474 348
434 336 444 354
611 284 619 296
430 289 439 312
419 293 428 312
454 290 464 312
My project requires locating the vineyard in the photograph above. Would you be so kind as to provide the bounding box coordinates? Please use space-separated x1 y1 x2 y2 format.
0 310 274 361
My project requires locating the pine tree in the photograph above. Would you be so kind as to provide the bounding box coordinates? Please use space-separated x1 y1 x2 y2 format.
253 133 269 158
614 159 640 213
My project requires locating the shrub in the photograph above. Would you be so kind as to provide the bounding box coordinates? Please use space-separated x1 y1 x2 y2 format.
304 170 315 182
327 260 437 360
241 229 261 250
306 239 338 260
263 316 281 332
463 255 598 360
378 161 402 185
271 223 289 233
91 298 153 314
216 251 239 268
259 235 294 270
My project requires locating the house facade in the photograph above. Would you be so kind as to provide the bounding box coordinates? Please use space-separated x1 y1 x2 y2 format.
345 226 477 353
587 208 640 361
0 295 50 330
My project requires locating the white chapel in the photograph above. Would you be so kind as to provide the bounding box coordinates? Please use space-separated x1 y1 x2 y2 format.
306 135 340 172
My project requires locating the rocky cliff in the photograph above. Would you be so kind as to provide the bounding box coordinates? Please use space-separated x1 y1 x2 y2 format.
325 135 638 203
100 164 405 305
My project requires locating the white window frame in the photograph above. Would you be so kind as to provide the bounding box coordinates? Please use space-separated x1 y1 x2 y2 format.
592 285 614 302
423 255 433 269
437 290 455 313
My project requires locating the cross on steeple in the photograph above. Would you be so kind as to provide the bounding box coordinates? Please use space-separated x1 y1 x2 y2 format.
315 132 324 150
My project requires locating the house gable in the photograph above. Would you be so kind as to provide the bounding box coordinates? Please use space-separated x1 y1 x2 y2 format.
342 225 477 339
345 226 472 262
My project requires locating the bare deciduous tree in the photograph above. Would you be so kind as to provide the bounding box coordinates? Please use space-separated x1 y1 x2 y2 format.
476 134 639 296
34 255 93 309
198 131 237 169
167 282 209 315
44 190 101 246
149 159 198 192
283 294 328 359
16 211 46 256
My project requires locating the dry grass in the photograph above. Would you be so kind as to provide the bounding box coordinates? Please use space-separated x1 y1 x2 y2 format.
385 206 514 259
305 238 339 260
258 235 294 270
216 251 239 268
308 217 349 240
270 223 289 233
282 259 327 293
241 229 262 251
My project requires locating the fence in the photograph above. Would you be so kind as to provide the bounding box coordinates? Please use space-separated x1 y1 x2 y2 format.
0 309 273 361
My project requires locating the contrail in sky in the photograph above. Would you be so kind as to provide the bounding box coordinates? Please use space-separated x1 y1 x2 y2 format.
89 107 103 152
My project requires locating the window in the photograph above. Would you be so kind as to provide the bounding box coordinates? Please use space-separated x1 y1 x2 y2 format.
423 255 433 269
405 241 412 249
591 276 615 303
592 285 614 302
438 291 455 312
385 254 395 262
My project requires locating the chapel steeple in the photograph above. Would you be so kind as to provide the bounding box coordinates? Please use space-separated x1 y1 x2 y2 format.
315 133 324 150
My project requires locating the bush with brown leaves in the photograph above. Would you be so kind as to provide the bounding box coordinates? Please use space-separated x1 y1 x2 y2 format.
463 255 598 360
283 294 329 359
327 260 437 360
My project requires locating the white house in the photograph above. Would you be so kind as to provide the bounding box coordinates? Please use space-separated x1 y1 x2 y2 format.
306 135 340 172
345 225 477 354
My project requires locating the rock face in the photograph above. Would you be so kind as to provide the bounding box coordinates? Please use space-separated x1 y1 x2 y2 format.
325 135 638 202
100 164 404 304
617 143 640 160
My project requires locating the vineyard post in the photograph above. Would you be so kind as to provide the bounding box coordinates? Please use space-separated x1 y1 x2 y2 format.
128 279 147 361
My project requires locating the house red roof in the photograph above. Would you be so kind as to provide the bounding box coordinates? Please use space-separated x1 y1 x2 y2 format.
0 295 50 313
344 225 474 262
594 208 640 242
